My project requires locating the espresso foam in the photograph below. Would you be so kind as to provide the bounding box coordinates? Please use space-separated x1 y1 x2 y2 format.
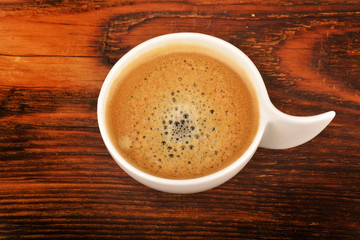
106 50 259 179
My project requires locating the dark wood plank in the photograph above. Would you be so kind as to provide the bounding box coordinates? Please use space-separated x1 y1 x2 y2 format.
0 1 359 239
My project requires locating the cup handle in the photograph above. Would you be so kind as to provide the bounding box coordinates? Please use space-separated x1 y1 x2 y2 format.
259 102 335 149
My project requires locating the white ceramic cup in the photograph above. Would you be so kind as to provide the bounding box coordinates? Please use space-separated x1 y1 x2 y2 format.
97 33 335 194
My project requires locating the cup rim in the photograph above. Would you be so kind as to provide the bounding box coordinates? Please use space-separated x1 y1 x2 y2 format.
97 32 267 189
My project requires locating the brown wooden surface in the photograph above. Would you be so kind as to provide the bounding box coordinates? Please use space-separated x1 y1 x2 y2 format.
0 1 359 239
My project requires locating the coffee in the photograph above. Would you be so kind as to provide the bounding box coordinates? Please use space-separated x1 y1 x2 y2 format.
105 44 259 179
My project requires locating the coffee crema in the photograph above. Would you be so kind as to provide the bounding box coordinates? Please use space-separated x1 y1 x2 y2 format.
106 45 259 179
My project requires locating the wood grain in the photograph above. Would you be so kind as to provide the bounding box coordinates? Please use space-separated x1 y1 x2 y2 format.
0 1 359 239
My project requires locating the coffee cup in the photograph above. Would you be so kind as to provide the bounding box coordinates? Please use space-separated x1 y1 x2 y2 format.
97 33 335 193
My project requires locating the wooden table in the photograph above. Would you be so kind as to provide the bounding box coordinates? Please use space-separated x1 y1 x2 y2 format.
1 1 359 239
